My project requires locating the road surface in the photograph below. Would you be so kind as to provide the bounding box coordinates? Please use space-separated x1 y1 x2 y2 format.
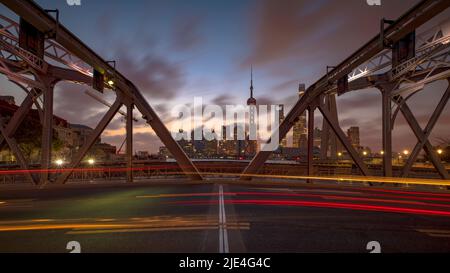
0 180 450 253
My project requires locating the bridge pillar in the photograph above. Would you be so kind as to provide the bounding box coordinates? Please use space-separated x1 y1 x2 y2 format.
320 96 330 160
379 84 394 178
126 101 134 183
320 94 339 161
39 77 56 184
307 106 315 182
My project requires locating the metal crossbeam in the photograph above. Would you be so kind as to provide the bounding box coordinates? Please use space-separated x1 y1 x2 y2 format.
396 89 450 179
0 116 37 185
54 98 123 185
318 101 370 176
0 89 37 147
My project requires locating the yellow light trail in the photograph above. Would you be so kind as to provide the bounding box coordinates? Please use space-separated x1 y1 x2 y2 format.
136 193 237 199
66 224 250 235
176 172 450 187
0 221 250 233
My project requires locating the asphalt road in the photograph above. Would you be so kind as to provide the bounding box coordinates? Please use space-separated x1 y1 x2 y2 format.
1 180 450 253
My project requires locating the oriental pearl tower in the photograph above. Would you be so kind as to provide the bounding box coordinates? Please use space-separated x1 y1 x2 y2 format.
246 66 257 156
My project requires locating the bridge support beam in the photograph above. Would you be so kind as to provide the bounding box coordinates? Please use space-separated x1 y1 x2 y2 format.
320 97 329 160
126 101 134 183
40 79 55 185
0 89 40 147
0 116 37 185
379 84 394 177
10 80 44 123
307 106 315 181
132 89 202 180
319 98 370 176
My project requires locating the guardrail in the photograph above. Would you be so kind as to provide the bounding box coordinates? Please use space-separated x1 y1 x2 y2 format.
0 160 447 186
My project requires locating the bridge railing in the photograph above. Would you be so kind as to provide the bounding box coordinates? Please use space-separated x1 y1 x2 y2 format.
0 160 447 187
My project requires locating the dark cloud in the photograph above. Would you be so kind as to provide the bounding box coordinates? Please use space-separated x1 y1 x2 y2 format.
211 94 236 106
171 16 203 51
53 82 109 127
337 90 381 114
95 11 114 37
154 104 169 115
272 79 302 93
339 117 359 128
257 96 278 106
243 0 418 68
115 49 185 100
106 116 126 131
134 132 163 153
93 17 185 102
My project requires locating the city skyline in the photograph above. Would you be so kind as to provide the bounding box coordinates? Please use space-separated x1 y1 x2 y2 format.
0 0 449 155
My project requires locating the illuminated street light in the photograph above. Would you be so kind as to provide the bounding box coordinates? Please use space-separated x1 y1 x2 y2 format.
380 151 385 155
403 150 410 156
55 159 64 166
338 152 343 157
437 149 444 155
363 151 368 156
88 158 95 165
108 80 114 86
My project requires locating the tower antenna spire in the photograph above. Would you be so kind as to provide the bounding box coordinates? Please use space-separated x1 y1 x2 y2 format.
247 65 256 106
250 65 254 98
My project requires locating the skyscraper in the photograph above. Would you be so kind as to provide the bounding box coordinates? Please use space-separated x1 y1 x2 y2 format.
292 84 307 149
347 126 360 148
279 104 288 148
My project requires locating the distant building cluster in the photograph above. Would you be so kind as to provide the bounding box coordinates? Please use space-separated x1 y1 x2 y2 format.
176 125 248 160
159 71 309 161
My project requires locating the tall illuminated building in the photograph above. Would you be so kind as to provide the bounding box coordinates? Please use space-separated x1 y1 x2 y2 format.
246 66 257 157
279 105 287 148
347 126 360 148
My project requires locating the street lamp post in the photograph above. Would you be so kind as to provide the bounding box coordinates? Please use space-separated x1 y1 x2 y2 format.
55 159 64 179
88 158 95 182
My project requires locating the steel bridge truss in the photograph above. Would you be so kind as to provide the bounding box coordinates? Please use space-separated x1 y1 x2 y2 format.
0 0 449 187
242 0 450 181
0 0 202 186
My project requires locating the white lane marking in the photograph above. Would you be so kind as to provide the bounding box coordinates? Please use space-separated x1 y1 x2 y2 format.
219 185 229 253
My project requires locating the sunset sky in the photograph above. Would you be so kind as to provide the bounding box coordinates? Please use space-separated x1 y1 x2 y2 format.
1 0 449 154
